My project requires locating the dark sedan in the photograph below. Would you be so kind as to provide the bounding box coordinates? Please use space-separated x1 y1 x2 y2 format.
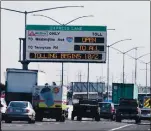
99 102 116 120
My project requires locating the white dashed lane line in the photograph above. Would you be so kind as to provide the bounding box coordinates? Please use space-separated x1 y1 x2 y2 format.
108 124 134 131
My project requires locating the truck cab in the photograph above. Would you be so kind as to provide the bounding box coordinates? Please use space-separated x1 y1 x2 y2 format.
71 99 100 121
116 98 141 124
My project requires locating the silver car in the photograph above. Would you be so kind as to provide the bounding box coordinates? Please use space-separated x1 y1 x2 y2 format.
140 108 151 120
5 101 35 123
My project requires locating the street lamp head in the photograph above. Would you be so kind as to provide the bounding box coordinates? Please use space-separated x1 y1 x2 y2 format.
88 15 94 17
107 29 116 30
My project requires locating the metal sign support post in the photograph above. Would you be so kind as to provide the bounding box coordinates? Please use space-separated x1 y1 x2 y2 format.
22 12 29 70
61 62 64 87
87 63 90 99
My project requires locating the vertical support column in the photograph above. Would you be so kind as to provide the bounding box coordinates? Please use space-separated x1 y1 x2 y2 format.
87 63 90 99
22 11 29 70
61 62 64 87
135 48 137 85
123 54 125 84
146 63 147 94
107 46 110 101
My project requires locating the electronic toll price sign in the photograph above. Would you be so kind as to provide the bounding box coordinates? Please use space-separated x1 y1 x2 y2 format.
26 25 107 63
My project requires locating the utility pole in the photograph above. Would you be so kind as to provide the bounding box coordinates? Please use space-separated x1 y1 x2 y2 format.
132 70 134 83
56 69 66 85
79 71 82 82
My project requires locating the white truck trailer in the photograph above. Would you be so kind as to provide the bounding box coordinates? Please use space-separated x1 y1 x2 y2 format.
5 68 68 122
32 85 68 122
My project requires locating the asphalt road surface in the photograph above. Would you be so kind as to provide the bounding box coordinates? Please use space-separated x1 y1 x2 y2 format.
1 119 151 131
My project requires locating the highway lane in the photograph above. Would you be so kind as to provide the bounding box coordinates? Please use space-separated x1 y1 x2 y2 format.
1 119 150 131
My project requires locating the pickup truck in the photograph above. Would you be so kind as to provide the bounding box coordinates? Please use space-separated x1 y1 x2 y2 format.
116 98 141 124
71 99 100 121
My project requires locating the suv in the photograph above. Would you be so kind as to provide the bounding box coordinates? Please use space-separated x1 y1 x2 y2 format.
71 99 100 121
99 102 116 120
116 98 141 124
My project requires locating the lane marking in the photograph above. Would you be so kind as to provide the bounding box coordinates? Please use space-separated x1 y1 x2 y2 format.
16 125 23 127
108 124 134 131
141 122 150 125
36 123 43 125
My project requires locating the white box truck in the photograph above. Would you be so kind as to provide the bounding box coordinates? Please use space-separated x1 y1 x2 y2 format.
5 68 46 105
5 68 68 122
32 85 68 122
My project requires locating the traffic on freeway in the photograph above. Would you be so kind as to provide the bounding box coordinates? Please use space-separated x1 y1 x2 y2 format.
1 1 150 131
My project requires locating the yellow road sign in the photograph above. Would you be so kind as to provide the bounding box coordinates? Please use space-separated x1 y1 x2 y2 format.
144 97 151 108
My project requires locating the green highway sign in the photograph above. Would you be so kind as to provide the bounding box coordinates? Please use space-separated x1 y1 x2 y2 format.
26 25 107 31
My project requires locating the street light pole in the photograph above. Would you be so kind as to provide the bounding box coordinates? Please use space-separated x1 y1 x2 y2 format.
127 53 150 86
123 53 125 84
107 46 110 100
1 6 84 70
106 38 132 101
140 61 150 94
111 47 141 84
134 48 137 85
145 63 147 92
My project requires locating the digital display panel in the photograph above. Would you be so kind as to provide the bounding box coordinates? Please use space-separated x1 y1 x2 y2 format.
26 25 107 63
74 45 104 51
29 53 102 60
74 37 104 43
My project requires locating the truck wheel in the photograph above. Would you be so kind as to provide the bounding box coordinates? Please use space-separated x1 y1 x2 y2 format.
5 120 12 123
77 116 82 121
111 115 115 121
28 119 35 124
60 115 65 122
135 118 141 124
95 115 100 121
56 117 60 122
35 116 43 122
116 117 121 122
71 113 74 120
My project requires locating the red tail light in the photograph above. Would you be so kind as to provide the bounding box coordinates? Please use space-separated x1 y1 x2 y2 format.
25 109 29 113
111 107 115 112
7 108 13 113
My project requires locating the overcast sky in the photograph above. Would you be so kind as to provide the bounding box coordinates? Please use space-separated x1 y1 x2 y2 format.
1 1 150 86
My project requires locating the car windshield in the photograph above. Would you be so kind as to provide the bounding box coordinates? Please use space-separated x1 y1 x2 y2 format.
9 102 28 108
120 100 138 106
99 103 111 109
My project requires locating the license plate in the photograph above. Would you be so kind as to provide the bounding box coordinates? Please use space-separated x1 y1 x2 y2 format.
124 114 129 116
102 110 107 112
15 109 21 112
44 111 49 113
86 110 90 112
